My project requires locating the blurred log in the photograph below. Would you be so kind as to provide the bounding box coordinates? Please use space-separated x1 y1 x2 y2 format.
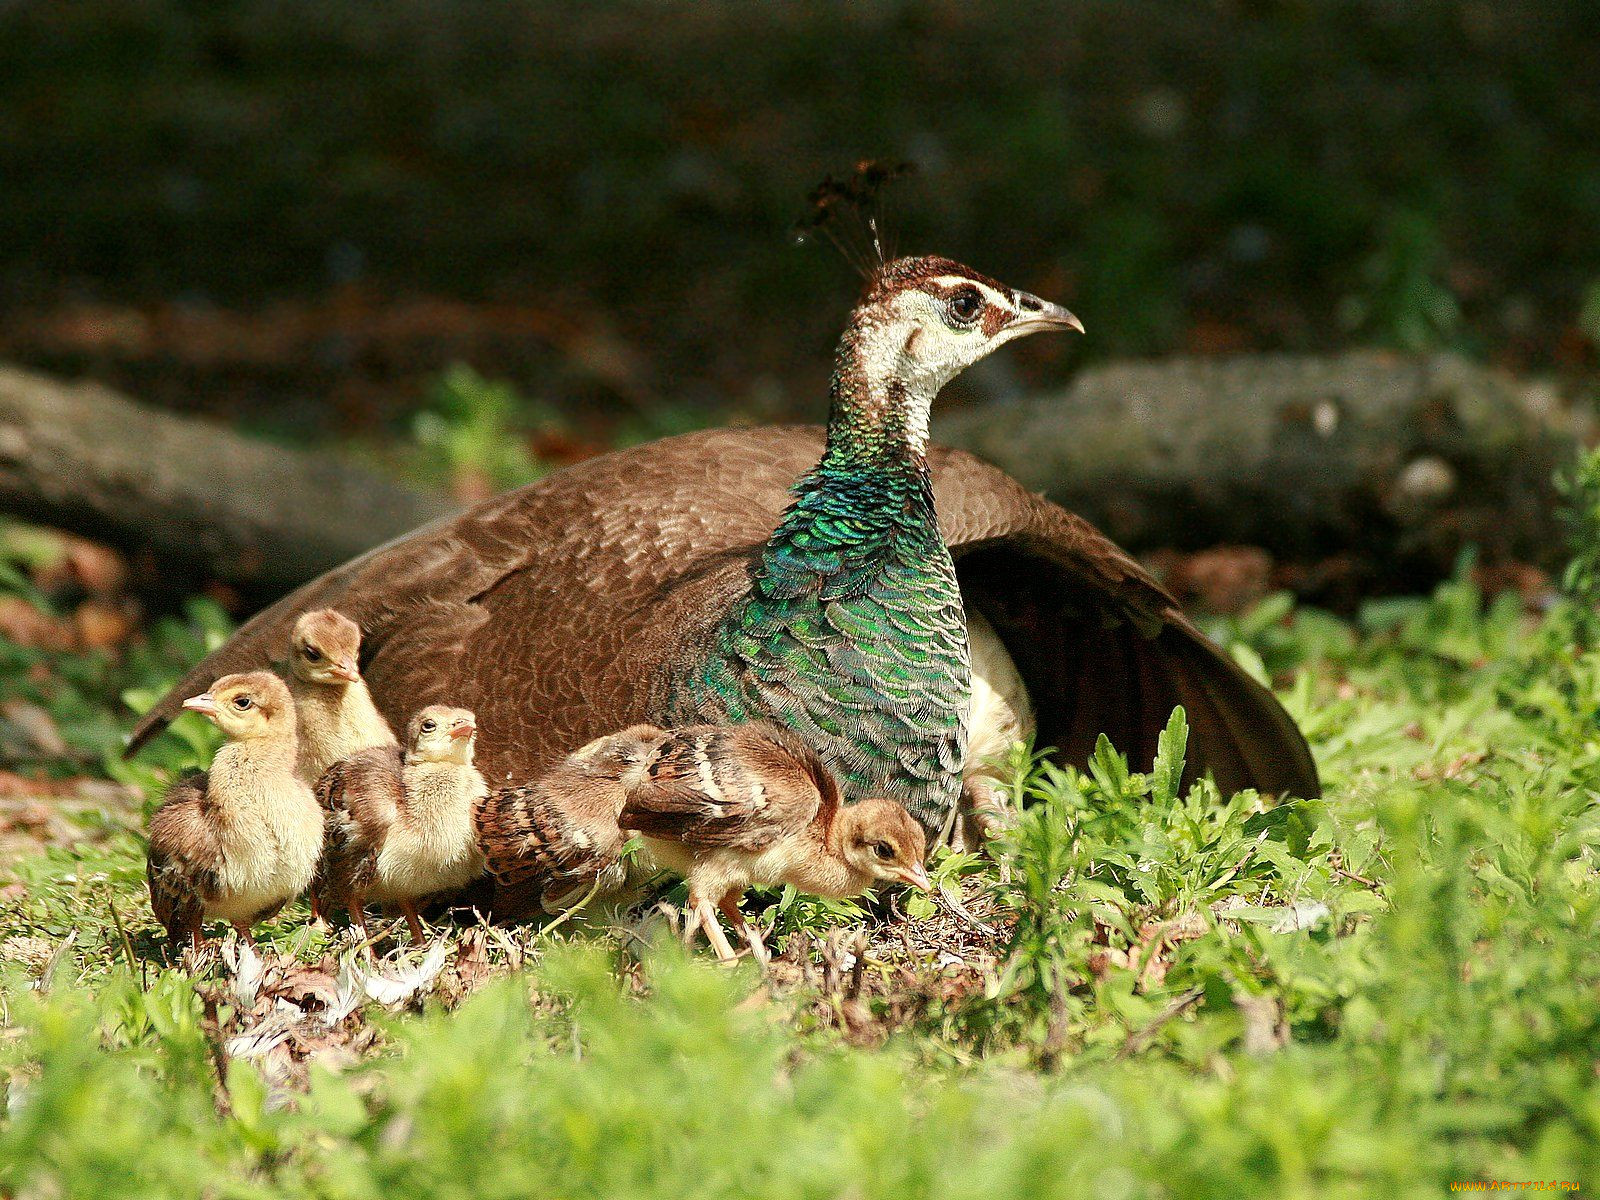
0 364 457 590
0 353 1577 606
941 351 1577 597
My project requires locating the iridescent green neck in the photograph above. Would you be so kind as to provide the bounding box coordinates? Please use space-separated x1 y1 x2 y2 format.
745 320 944 605
671 306 970 837
819 319 934 475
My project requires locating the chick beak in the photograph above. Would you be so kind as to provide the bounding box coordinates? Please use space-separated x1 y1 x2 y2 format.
1013 295 1084 336
897 862 933 891
331 659 361 684
448 720 476 741
181 693 219 719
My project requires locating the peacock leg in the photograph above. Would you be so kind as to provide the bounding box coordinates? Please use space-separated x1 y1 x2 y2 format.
718 890 769 966
398 899 426 944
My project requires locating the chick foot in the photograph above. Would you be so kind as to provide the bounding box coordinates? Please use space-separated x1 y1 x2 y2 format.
719 892 771 968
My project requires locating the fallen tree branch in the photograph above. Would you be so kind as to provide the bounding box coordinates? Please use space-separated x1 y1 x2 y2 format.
0 364 458 589
942 351 1576 591
0 353 1577 603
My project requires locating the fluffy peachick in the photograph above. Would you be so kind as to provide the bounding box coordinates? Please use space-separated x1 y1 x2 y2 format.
146 672 323 955
621 722 929 964
313 706 487 943
474 725 667 915
287 608 396 785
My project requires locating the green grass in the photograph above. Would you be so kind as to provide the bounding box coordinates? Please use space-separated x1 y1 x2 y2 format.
4 552 1600 1194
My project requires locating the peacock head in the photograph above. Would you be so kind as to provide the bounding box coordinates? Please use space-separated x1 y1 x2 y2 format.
832 259 1081 460
289 608 365 688
844 256 1081 406
407 705 478 765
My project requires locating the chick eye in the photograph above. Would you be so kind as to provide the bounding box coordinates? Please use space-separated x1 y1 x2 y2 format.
302 645 322 662
946 287 982 324
873 842 894 860
232 696 253 711
421 719 437 733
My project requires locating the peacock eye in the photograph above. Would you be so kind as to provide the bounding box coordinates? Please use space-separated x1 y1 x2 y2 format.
873 842 894 860
946 286 982 324
232 695 253 710
421 719 436 733
302 645 322 662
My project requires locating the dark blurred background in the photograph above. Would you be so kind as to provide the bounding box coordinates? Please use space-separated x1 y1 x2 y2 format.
3 1 1597 435
0 0 1597 627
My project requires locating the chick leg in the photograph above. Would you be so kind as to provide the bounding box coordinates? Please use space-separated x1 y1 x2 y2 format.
686 892 739 963
678 900 702 946
718 891 769 966
398 899 427 944
230 922 257 948
346 896 370 944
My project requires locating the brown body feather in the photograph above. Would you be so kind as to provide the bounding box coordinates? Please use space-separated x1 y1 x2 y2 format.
622 723 839 852
475 726 665 913
129 427 1319 917
313 744 406 913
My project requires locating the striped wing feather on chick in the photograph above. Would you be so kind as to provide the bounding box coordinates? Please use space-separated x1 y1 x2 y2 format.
146 770 223 944
621 722 841 851
475 725 667 911
313 745 404 914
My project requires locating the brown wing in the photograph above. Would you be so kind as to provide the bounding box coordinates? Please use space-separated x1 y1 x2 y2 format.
312 745 404 907
934 451 1320 800
474 763 632 910
145 770 221 942
128 425 1317 819
621 723 837 851
470 761 620 883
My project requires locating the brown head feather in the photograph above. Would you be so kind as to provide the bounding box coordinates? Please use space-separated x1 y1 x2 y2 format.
207 671 293 729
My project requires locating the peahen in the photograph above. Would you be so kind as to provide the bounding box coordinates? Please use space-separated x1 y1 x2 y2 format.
131 254 1319 917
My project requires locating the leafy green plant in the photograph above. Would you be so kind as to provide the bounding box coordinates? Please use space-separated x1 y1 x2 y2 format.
410 364 560 497
1341 208 1463 352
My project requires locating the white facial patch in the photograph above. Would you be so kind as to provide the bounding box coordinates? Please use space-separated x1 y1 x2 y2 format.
889 278 1022 409
837 266 1045 458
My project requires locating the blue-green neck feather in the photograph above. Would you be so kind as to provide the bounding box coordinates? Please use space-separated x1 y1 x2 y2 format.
668 324 972 835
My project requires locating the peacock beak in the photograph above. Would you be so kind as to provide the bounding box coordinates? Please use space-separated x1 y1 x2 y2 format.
182 692 218 718
449 720 476 741
897 862 932 891
330 658 361 683
1011 295 1084 336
